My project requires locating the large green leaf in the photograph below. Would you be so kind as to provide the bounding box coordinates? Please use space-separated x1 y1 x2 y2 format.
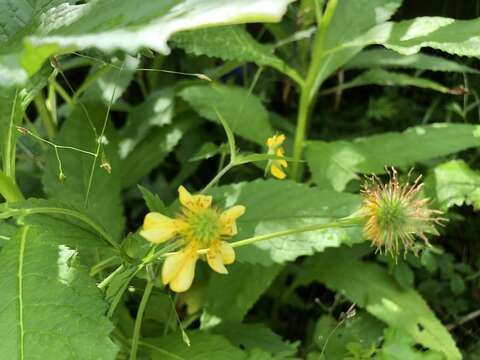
14 0 293 76
206 262 282 321
179 84 273 145
426 160 480 210
0 226 118 359
172 26 302 84
0 198 116 249
42 101 124 240
336 17 480 62
146 331 245 360
295 246 461 359
346 49 478 73
378 17 480 57
212 179 363 265
306 123 480 191
376 328 445 360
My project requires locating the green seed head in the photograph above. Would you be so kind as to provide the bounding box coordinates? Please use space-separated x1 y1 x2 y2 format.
361 168 445 257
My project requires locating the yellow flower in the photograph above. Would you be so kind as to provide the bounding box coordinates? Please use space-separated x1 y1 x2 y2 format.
266 134 288 179
140 186 245 292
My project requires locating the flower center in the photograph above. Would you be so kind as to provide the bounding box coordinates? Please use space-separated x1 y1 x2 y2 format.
184 208 220 246
377 196 407 234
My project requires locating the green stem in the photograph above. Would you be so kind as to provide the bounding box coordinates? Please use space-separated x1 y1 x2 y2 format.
97 264 124 289
0 170 24 202
34 93 55 140
201 162 235 194
4 88 19 181
232 216 363 249
51 80 73 106
291 0 338 180
130 280 154 360
291 91 311 180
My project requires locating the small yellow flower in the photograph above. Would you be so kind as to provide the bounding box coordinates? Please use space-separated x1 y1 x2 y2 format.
266 134 288 179
361 168 445 257
140 186 245 292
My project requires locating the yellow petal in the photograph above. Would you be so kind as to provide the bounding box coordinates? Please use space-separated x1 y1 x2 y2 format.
275 147 285 157
140 228 177 243
219 241 235 264
275 134 286 146
219 205 245 236
278 158 288 168
207 249 228 274
207 241 228 274
178 185 193 208
178 185 212 211
141 212 178 243
267 135 275 148
271 164 286 179
220 205 245 222
143 212 175 230
162 245 198 292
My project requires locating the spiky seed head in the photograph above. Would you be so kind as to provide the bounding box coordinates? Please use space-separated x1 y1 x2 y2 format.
361 168 445 257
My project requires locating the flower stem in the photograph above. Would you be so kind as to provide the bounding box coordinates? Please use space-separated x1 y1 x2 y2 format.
201 162 235 193
145 216 365 263
230 217 363 249
97 264 124 289
130 280 154 360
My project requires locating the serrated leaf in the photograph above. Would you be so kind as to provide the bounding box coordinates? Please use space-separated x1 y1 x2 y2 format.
212 179 362 265
179 84 273 145
42 101 124 240
172 26 302 84
378 17 480 57
306 123 480 191
295 246 461 360
146 331 245 360
0 226 118 359
0 198 116 249
18 0 293 76
425 160 480 210
206 262 282 321
346 49 478 73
